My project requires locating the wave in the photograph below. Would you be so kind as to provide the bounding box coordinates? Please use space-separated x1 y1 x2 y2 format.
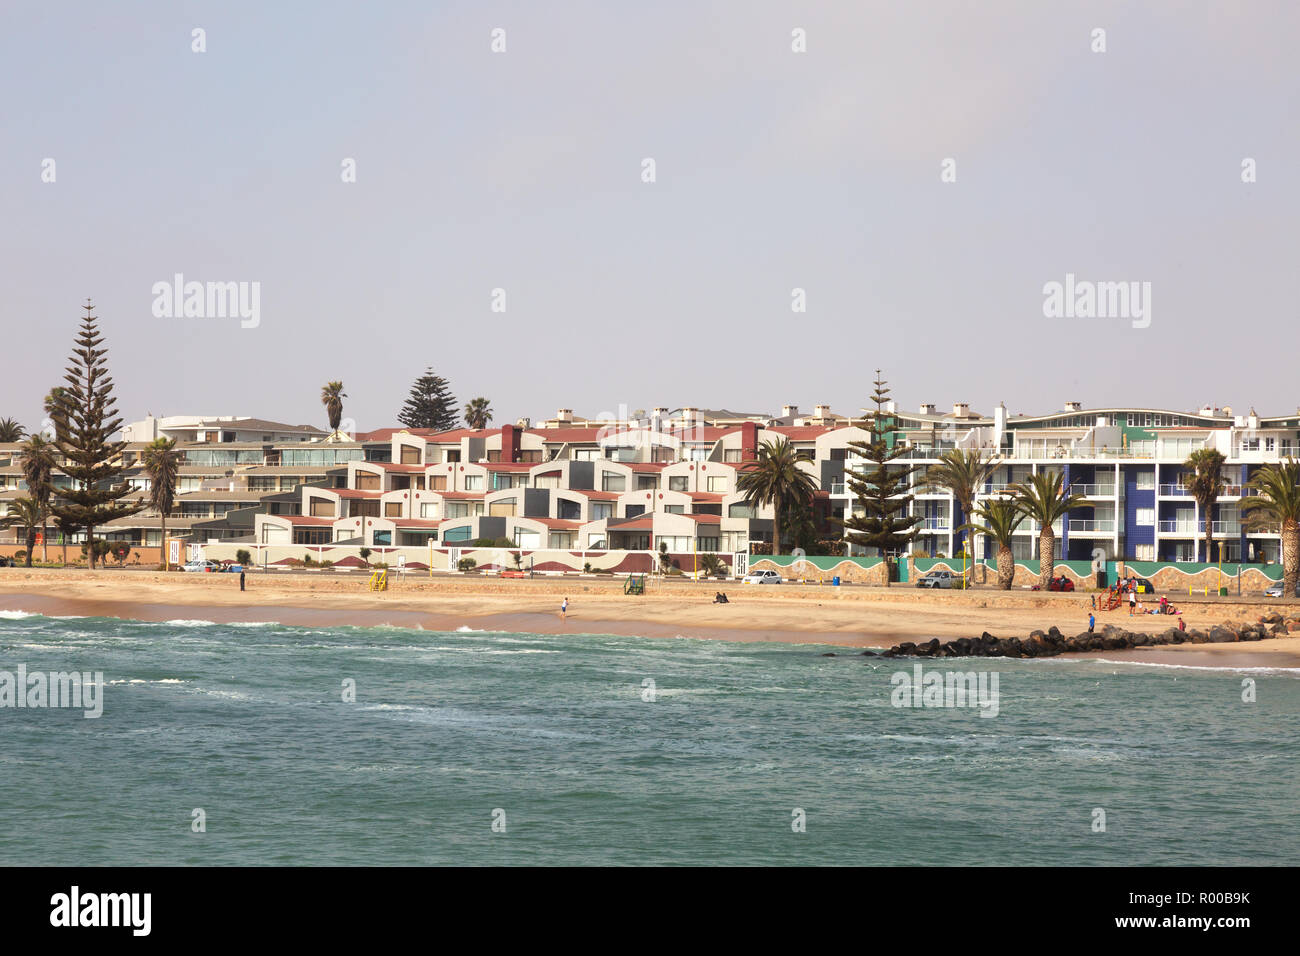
0 610 35 619
1085 657 1300 677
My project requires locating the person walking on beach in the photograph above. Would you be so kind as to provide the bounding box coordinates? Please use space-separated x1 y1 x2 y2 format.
240 570 246 592
1088 612 1095 634
560 597 568 621
1128 588 1137 616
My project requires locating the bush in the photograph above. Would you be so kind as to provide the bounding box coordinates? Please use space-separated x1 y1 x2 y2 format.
749 542 772 556
458 557 478 572
583 562 592 573
813 538 846 557
13 550 26 563
235 549 252 566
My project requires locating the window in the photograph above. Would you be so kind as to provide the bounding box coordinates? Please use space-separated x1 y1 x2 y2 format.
728 503 757 519
592 502 614 521
707 476 727 493
249 476 277 492
463 475 483 491
636 475 658 490
655 535 690 552
309 499 335 517
446 503 470 519
489 500 517 517
1135 508 1154 526
372 531 391 546
400 446 421 464
698 536 719 552
668 476 689 492
587 533 608 549
356 473 381 490
723 449 743 463
513 530 540 549
1135 471 1155 490
428 475 446 491
420 503 438 519
665 504 684 514
601 472 626 492
443 526 472 542
385 502 402 518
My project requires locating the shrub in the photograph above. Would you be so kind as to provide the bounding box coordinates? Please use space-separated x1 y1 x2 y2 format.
359 547 371 567
458 557 478 572
582 562 592 573
235 549 252 566
13 550 26 563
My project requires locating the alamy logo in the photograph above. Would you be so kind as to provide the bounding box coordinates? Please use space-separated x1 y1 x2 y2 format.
50 886 150 936
151 273 260 328
890 664 999 717
1042 273 1151 329
0 665 103 718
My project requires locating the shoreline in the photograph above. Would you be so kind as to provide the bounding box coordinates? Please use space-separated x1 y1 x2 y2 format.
2 568 1299 669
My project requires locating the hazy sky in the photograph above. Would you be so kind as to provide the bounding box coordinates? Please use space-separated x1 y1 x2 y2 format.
3 1 1297 434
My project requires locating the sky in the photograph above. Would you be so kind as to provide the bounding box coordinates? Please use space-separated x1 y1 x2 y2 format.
2 1 1298 435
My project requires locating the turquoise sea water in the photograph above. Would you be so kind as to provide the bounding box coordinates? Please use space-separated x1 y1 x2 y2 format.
0 609 1296 866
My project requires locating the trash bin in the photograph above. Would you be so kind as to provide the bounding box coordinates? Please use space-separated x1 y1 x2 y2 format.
832 576 841 586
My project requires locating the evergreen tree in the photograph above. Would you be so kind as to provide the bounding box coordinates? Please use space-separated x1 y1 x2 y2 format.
48 301 144 569
840 371 922 585
397 368 457 430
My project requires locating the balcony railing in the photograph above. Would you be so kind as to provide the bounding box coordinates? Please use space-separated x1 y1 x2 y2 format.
1073 483 1116 497
1067 519 1116 533
918 518 950 531
1158 484 1189 496
1158 520 1241 535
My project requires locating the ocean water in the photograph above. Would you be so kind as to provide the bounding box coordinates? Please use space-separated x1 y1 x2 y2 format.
0 609 1296 866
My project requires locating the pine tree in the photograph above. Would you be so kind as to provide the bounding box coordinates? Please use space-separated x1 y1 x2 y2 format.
397 368 458 430
48 301 144 569
840 371 922 585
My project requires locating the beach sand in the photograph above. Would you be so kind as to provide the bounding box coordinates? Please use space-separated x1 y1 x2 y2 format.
1 567 1298 668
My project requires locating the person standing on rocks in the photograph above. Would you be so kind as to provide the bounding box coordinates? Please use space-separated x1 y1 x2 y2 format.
1089 613 1095 634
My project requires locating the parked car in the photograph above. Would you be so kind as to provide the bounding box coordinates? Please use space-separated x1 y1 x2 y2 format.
1264 581 1300 598
219 563 244 573
741 569 782 585
0 556 13 568
181 560 220 573
916 569 965 589
1119 576 1156 594
1046 575 1075 592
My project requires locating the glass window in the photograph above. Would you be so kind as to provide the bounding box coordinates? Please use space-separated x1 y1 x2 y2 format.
601 472 626 492
668 476 689 492
1134 471 1155 490
463 475 483 490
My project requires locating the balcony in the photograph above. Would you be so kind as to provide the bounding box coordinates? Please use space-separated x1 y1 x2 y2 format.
1158 484 1189 496
918 517 950 531
1067 519 1116 533
1074 483 1115 497
1158 520 1241 536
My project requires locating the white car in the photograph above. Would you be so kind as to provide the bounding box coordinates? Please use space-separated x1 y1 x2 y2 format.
181 560 220 573
1264 581 1300 598
741 569 782 585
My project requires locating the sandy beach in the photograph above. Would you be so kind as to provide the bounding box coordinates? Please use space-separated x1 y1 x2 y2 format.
2 567 1298 668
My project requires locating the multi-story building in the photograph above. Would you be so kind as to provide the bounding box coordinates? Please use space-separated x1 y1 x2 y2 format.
2 402 1297 568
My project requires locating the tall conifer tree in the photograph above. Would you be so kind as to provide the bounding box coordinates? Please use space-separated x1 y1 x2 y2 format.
49 301 143 568
397 368 457 430
840 371 922 585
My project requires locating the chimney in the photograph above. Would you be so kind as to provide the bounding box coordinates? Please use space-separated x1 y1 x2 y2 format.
500 424 520 462
679 407 696 428
814 404 831 419
781 404 799 418
651 407 667 432
556 408 572 423
952 402 970 418
1064 401 1082 412
919 403 935 416
741 421 758 462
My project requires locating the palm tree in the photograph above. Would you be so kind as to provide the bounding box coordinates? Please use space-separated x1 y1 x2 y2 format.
141 437 180 569
18 434 57 562
321 381 347 433
921 449 998 562
1010 471 1085 587
0 418 26 442
1182 448 1227 563
736 439 818 556
43 387 69 442
464 397 494 430
960 497 1025 589
1242 459 1300 596
3 497 44 567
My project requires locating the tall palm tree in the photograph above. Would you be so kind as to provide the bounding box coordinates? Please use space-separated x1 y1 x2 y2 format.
464 397 494 430
960 497 1025 589
1242 459 1300 595
736 438 818 556
321 381 347 433
3 497 44 567
921 449 998 561
43 387 69 442
18 434 57 562
0 418 26 442
1182 447 1227 563
141 437 180 569
1010 471 1085 587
